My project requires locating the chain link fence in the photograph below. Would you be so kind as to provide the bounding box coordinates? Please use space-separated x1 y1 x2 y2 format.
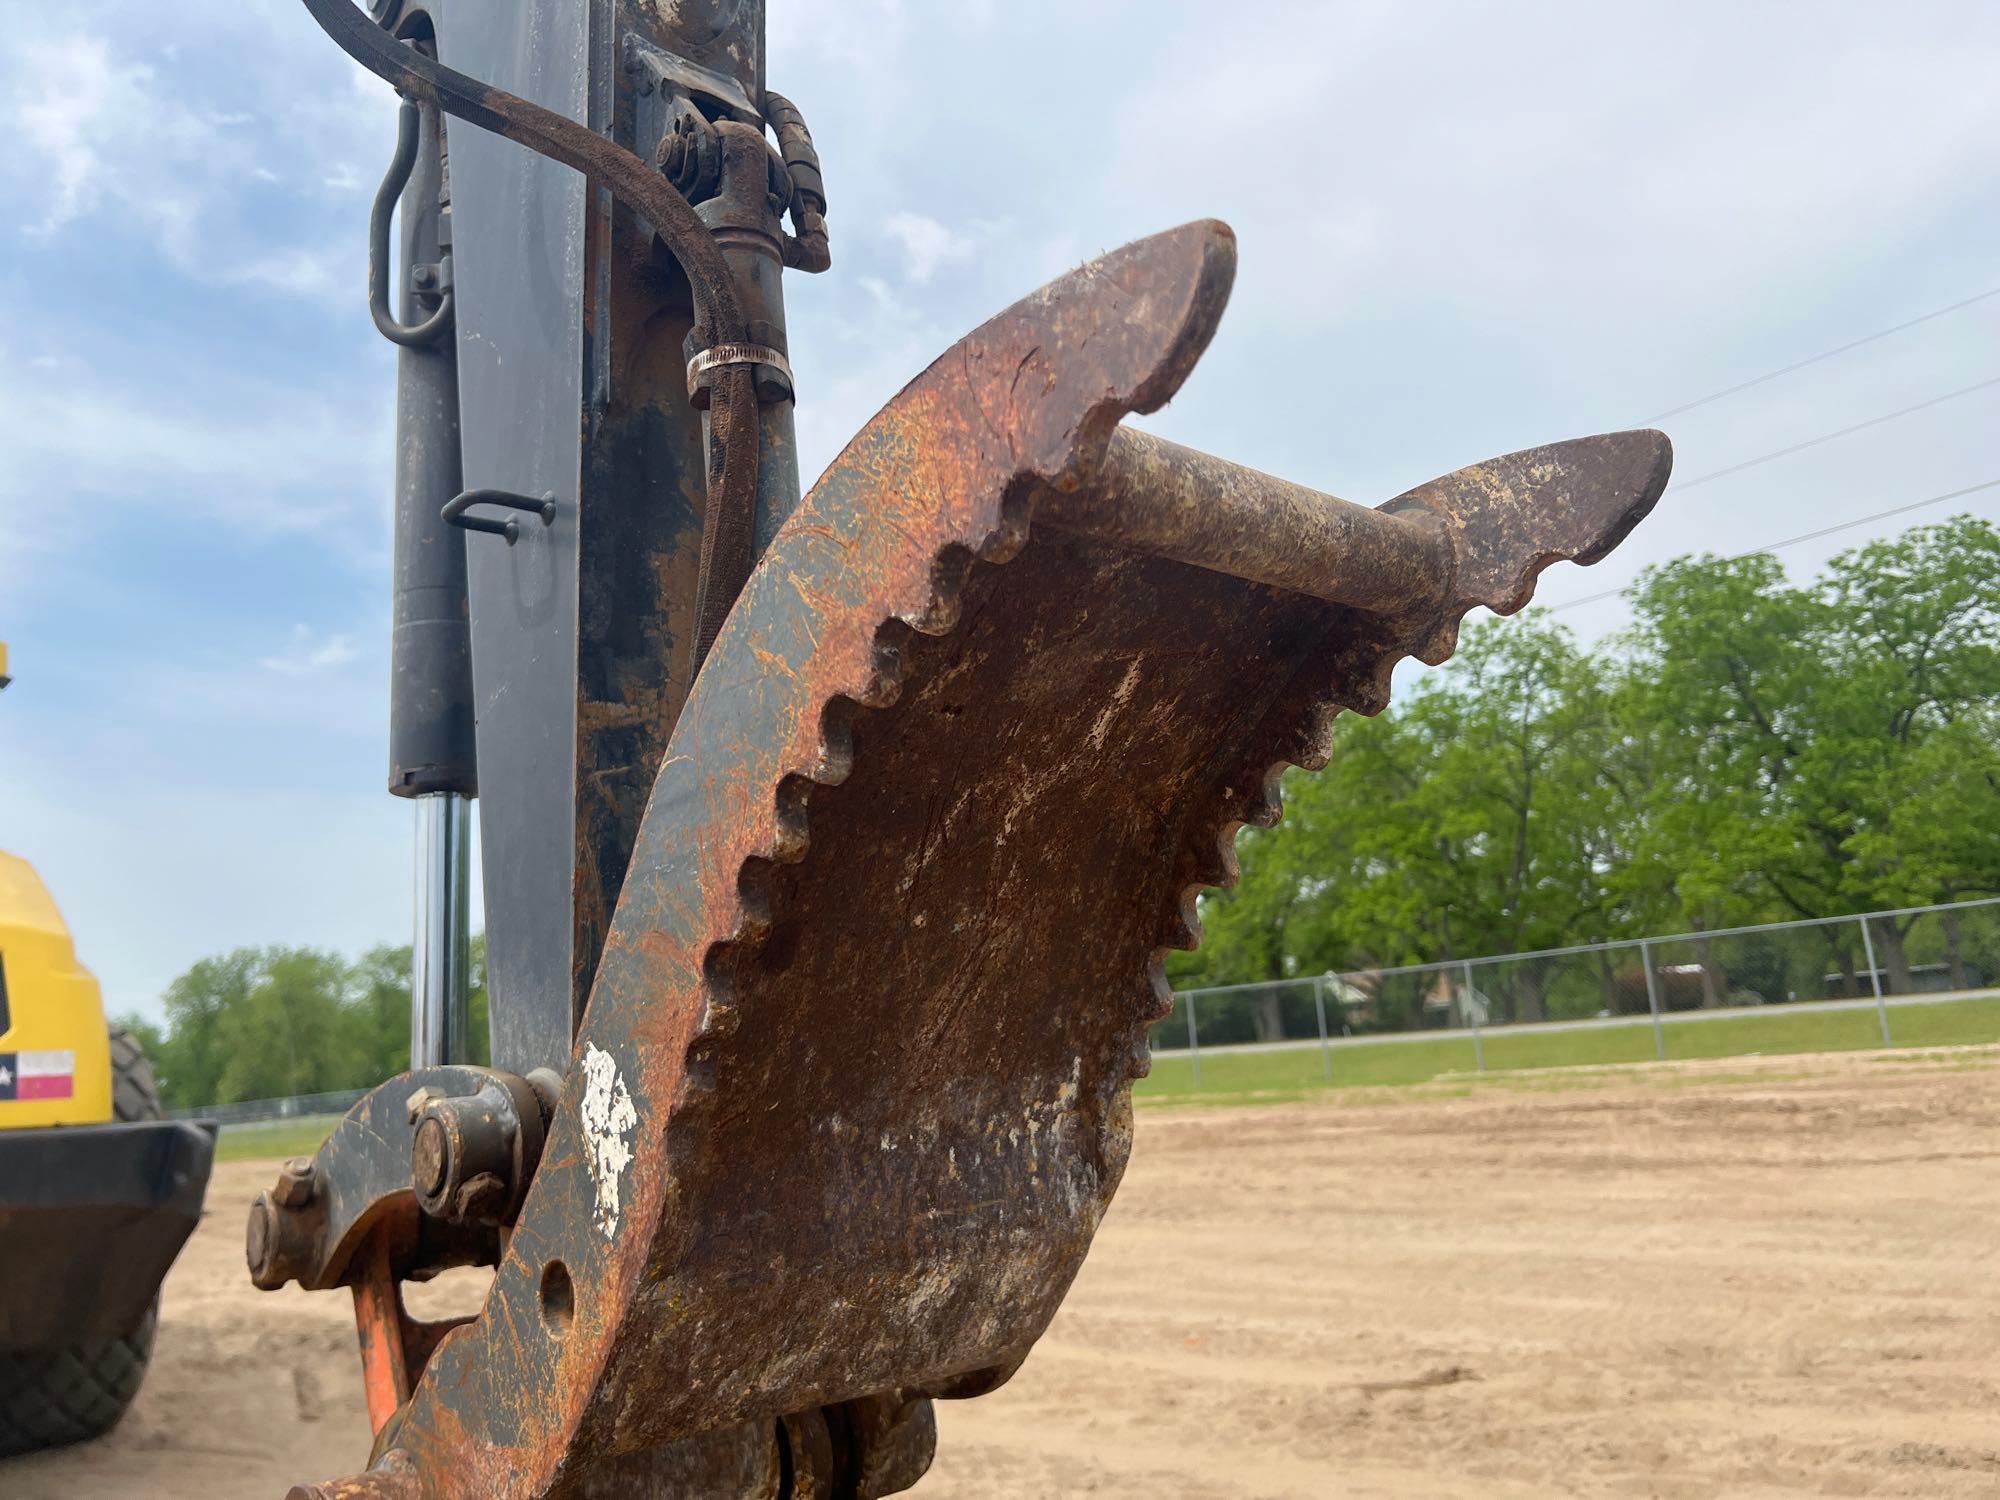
1154 896 2000 1088
170 898 2000 1117
169 1086 370 1126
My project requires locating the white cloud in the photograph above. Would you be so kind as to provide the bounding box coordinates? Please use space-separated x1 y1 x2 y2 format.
1 17 393 303
11 35 145 236
225 245 349 300
883 210 974 284
6 32 243 263
0 326 392 604
260 625 360 677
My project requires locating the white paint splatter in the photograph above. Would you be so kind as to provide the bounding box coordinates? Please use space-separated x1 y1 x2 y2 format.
580 1044 638 1241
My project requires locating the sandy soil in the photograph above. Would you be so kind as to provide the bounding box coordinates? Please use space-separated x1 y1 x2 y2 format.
10 1049 1999 1498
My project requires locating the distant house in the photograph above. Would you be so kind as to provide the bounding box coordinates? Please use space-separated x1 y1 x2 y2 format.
1421 971 1490 1029
1326 972 1380 1030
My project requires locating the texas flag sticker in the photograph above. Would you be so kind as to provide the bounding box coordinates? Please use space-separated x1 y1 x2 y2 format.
0 1050 75 1101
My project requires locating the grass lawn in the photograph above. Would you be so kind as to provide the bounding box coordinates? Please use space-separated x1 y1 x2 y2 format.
1135 994 2000 1104
195 998 2000 1149
214 1114 346 1163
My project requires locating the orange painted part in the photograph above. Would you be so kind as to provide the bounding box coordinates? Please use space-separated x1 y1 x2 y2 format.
350 1238 411 1435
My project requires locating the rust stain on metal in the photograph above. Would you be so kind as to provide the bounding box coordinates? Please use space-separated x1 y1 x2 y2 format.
571 241 712 1012
291 217 1666 1498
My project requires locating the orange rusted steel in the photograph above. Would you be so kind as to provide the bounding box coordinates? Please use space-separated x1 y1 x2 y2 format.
1044 423 1666 623
287 219 1666 1496
349 1236 410 1436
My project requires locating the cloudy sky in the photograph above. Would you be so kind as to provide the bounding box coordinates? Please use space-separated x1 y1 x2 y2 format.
3 1 1997 1025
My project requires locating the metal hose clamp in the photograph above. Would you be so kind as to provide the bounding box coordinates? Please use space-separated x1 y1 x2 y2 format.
686 343 792 401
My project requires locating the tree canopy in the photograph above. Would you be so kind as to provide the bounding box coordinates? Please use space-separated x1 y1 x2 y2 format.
121 936 488 1109
1168 515 2000 1002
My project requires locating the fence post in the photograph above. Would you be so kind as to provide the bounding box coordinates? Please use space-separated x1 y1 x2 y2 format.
1461 960 1485 1073
1311 974 1333 1084
1858 915 1892 1045
1640 938 1666 1061
1184 988 1202 1090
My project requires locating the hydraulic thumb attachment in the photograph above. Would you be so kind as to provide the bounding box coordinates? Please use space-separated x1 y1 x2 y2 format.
265 214 1667 1496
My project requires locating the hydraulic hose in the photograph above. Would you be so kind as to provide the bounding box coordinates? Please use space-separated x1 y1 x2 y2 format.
300 0 761 671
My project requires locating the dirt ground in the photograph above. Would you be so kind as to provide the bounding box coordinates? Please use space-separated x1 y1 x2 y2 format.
11 1048 1999 1498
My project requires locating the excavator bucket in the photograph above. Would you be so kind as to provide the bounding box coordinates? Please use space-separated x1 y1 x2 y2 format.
274 221 1666 1496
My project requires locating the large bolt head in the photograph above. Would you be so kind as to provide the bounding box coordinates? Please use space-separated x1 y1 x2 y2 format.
412 1115 451 1199
245 1196 273 1278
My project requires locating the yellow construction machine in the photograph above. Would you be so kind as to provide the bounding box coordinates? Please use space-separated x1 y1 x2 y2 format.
0 642 216 1454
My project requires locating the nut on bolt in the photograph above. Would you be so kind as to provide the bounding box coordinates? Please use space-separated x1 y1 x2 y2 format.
274 1155 317 1208
408 1074 546 1227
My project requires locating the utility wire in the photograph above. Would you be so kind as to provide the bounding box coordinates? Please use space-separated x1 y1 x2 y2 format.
1545 477 2000 614
1538 289 2000 615
1647 286 2000 421
1673 374 2000 491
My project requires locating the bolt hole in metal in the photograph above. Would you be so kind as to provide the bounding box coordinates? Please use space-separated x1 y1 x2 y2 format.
540 1260 575 1334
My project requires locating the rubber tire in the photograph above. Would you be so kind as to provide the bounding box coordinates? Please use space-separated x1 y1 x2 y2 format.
109 1024 163 1122
0 1304 157 1457
0 1028 167 1455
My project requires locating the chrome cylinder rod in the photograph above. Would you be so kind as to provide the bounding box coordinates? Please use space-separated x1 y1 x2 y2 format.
411 791 473 1067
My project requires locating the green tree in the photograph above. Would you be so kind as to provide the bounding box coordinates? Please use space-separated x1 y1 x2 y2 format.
211 947 359 1103
350 943 414 1081
156 949 261 1108
1167 514 2000 1013
1620 516 2000 987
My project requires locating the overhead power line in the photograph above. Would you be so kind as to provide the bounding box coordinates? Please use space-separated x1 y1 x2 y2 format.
1545 477 2000 614
1672 374 2000 491
1647 285 2000 421
1535 287 2000 616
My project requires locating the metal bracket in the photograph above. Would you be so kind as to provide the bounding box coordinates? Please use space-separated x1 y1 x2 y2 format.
441 489 557 544
620 31 760 126
371 96 455 348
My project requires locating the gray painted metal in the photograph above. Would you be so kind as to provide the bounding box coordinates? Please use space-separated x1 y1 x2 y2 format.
436 0 591 1072
386 94 476 800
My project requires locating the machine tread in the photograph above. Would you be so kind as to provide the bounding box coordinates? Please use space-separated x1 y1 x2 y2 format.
0 1302 156 1456
108 1024 163 1123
